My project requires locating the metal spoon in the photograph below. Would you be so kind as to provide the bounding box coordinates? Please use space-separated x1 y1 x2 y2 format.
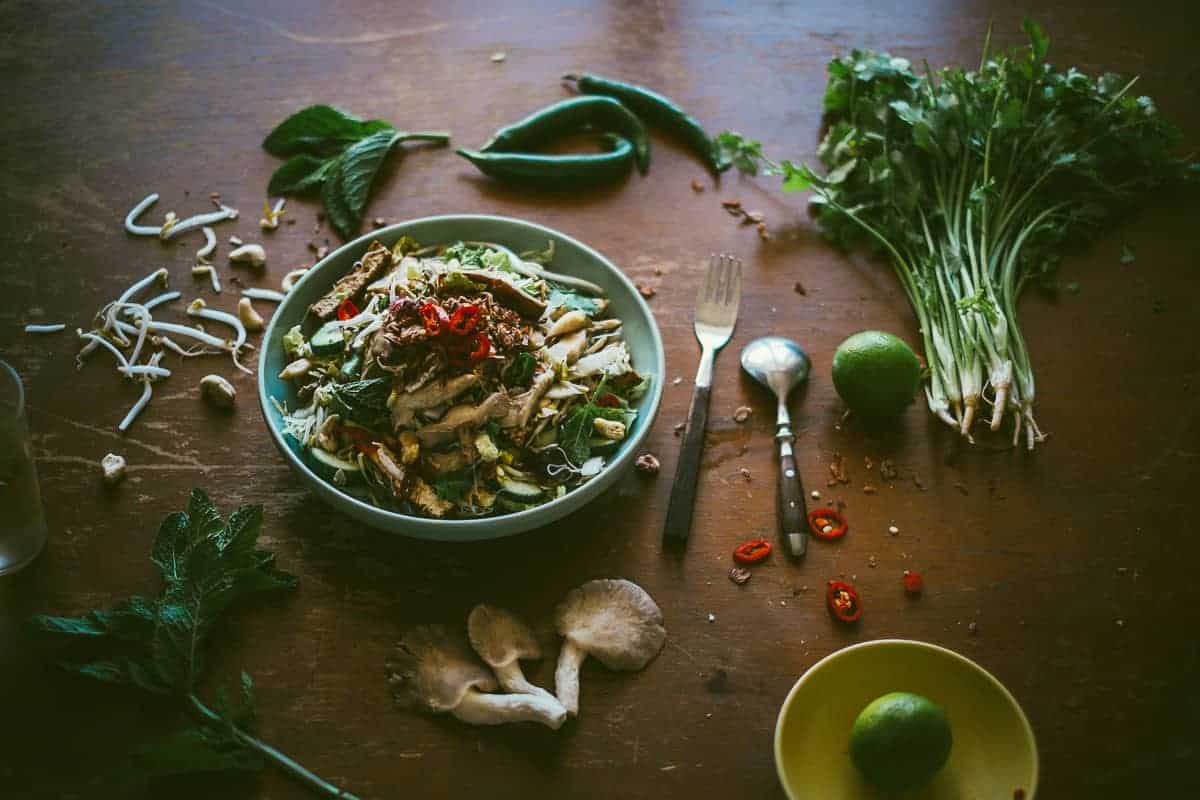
740 336 812 559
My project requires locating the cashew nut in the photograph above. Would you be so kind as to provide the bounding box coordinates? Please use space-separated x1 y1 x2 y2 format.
229 243 266 268
278 358 312 381
238 297 264 332
101 453 127 486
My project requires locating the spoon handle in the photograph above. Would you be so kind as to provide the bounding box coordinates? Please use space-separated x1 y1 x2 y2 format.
776 429 807 559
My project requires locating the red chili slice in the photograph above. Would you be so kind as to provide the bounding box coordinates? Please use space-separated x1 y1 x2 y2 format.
419 302 449 335
808 508 848 540
733 538 772 564
464 332 491 363
826 580 862 623
903 570 924 595
447 304 481 336
342 425 378 457
336 299 360 321
596 392 622 408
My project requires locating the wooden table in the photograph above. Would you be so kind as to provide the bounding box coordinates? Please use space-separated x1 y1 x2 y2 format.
2 2 1197 797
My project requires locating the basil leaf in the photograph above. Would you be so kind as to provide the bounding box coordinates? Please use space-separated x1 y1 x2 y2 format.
262 104 390 157
548 286 599 314
507 351 536 387
559 407 595 465
267 154 334 196
323 130 401 239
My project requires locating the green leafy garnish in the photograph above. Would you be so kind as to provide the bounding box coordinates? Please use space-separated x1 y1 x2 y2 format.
432 471 474 502
328 377 390 429
29 490 355 797
717 20 1196 448
557 378 626 465
548 286 600 315
441 242 488 267
440 270 486 294
506 351 537 387
263 105 450 240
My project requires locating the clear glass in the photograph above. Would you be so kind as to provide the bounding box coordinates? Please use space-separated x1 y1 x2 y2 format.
0 360 46 575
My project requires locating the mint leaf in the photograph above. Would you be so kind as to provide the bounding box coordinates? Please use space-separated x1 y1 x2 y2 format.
324 129 402 239
262 104 389 157
548 287 599 314
268 154 335 196
1022 17 1050 62
506 351 537 387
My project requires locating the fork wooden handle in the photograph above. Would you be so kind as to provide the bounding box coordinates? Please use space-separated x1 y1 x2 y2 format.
662 383 710 549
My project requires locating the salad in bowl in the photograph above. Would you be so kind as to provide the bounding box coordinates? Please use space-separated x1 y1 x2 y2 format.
272 234 652 521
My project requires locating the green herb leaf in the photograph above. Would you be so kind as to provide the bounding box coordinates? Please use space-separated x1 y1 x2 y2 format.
442 242 488 267
323 129 403 239
507 351 537 387
328 378 391 428
548 286 599 314
432 471 473 502
440 271 485 294
262 105 390 157
1022 17 1050 62
558 406 595 466
267 154 335 196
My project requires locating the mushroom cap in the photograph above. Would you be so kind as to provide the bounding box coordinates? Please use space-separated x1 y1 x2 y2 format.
554 579 666 671
386 624 498 713
467 604 543 668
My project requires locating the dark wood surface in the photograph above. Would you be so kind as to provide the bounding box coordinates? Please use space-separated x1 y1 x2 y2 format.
2 2 1198 798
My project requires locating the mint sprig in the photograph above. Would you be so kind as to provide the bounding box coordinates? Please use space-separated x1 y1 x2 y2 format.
264 104 449 239
31 489 358 799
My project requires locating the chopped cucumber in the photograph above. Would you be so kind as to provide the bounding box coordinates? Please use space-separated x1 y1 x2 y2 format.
307 448 361 483
310 321 346 356
497 474 544 500
339 352 362 382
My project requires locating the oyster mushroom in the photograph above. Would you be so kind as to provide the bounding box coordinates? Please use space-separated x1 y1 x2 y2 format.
387 625 566 729
468 605 561 707
553 579 666 716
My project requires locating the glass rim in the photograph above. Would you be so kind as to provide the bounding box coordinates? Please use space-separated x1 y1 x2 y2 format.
1 359 25 421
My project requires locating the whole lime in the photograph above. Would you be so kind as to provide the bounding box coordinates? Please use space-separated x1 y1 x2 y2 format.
849 691 953 792
831 331 921 418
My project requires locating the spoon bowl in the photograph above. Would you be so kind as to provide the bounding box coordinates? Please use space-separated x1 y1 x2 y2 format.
741 336 811 399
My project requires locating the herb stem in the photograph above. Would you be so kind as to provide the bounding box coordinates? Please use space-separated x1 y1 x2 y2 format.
188 694 361 800
395 131 452 145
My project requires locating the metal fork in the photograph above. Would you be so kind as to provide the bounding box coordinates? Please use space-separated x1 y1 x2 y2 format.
662 253 742 549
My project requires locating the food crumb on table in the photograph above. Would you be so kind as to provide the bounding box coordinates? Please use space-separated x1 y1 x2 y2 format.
691 179 705 192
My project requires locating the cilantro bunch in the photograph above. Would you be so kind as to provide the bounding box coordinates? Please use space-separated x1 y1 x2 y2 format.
264 105 449 240
718 20 1196 448
31 489 358 799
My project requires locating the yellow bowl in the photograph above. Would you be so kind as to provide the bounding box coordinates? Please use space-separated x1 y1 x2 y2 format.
775 639 1038 799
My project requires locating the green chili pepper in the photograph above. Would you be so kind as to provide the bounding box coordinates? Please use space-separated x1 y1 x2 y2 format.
479 96 650 174
563 73 729 174
458 134 635 186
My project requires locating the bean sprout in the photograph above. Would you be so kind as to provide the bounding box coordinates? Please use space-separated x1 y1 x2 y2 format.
242 287 286 303
124 193 161 236
24 323 66 334
187 299 252 373
192 264 221 293
76 330 130 370
140 291 181 312
196 225 217 262
118 352 164 433
80 267 169 358
281 268 308 292
260 198 286 230
161 204 238 241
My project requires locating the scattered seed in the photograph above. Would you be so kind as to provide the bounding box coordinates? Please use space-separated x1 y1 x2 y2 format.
863 484 878 495
757 224 771 241
229 235 243 247
745 211 765 224
953 482 969 495
316 245 329 260
372 217 387 228
672 376 682 385
674 422 686 436
864 456 874 470
728 567 752 586
101 453 127 487
732 406 752 423
707 613 716 623
638 284 656 299
810 490 820 500
867 555 878 568
1115 619 1125 628
738 467 751 480
691 179 705 192
968 621 979 636
828 452 849 486
793 280 807 295
721 199 742 210
888 525 900 535
490 51 507 62
634 453 661 475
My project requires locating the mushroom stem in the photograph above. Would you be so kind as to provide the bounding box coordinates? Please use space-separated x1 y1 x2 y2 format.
491 661 561 706
554 641 587 717
452 689 567 729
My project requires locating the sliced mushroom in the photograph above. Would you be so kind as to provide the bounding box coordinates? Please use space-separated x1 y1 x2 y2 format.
571 341 632 379
468 605 562 707
546 329 587 367
553 579 666 717
589 318 622 333
545 309 589 341
416 392 510 447
544 381 589 400
387 625 567 729
500 369 555 430
460 270 547 319
389 373 479 429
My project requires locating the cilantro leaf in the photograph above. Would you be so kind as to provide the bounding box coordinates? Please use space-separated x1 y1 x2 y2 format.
558 406 595 466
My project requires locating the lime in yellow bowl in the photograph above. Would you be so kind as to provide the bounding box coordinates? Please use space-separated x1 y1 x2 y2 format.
775 639 1038 799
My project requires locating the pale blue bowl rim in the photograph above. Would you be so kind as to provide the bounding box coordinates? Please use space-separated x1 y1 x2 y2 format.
256 213 665 537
